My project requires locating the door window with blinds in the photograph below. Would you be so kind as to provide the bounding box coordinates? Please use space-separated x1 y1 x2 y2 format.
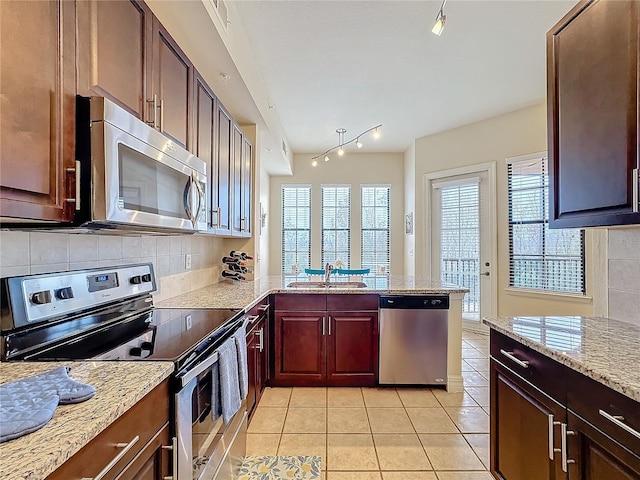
361 186 390 274
436 179 481 318
322 186 351 268
507 155 585 293
281 186 311 273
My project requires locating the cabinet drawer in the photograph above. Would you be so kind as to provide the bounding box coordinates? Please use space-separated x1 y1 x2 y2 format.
247 295 271 318
327 294 379 311
47 379 169 480
567 368 640 454
275 294 326 311
490 331 566 404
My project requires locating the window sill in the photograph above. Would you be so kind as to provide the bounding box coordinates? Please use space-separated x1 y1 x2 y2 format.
504 287 592 304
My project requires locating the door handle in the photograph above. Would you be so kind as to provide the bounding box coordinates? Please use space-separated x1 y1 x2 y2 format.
81 435 140 480
321 317 325 336
480 272 490 276
146 94 158 127
192 173 204 226
161 436 178 480
328 315 331 336
560 423 575 472
499 349 529 368
599 409 640 439
257 327 264 352
183 177 194 225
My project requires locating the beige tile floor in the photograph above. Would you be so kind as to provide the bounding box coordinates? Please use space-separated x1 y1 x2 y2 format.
247 330 493 479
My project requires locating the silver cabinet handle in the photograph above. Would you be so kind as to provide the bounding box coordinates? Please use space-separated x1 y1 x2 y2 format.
548 414 562 460
259 304 270 312
146 94 158 127
328 315 331 336
500 349 529 368
247 315 259 325
81 435 140 480
633 167 638 213
217 207 222 228
257 327 264 352
560 423 575 473
211 207 218 228
162 436 178 480
600 409 640 440
159 99 164 132
321 317 325 336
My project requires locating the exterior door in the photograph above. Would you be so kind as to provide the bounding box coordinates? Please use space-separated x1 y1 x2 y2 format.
430 168 494 327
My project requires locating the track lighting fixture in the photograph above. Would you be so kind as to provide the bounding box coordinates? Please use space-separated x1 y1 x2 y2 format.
432 0 447 36
311 124 382 166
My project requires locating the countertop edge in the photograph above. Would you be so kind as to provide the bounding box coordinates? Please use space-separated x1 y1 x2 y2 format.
482 318 640 403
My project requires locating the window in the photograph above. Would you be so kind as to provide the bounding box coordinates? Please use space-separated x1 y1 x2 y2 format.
361 186 390 274
322 186 351 268
508 155 585 293
281 186 311 273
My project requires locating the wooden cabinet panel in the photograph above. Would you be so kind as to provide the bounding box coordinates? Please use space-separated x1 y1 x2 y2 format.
214 104 233 235
115 423 170 480
567 411 640 480
76 0 152 120
273 311 325 384
0 0 75 222
547 0 640 227
241 136 253 237
275 294 326 311
327 294 379 311
231 125 243 235
246 325 258 419
327 312 377 386
490 360 566 480
47 380 170 480
152 21 191 149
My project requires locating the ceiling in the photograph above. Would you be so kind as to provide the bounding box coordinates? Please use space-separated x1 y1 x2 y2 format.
231 0 577 161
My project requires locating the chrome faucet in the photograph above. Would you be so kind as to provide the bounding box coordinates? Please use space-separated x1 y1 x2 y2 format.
324 263 334 283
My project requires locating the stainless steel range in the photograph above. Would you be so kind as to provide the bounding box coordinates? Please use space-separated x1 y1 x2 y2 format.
0 263 247 480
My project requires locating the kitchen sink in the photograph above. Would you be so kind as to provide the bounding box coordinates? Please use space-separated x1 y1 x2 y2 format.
286 281 368 289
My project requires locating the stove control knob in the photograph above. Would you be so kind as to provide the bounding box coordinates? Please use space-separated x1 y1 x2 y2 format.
55 287 74 300
141 273 152 283
31 290 52 305
129 347 143 357
140 341 154 350
130 275 142 285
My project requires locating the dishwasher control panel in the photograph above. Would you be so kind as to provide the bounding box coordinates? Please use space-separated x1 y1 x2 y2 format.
379 295 449 309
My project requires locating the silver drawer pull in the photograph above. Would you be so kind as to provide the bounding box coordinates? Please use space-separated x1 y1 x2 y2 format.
560 423 575 472
599 409 640 440
81 435 140 480
162 436 178 480
500 349 529 368
259 304 270 312
247 315 259 324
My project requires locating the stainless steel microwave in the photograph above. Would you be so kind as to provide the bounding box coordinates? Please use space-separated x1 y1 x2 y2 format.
74 96 207 233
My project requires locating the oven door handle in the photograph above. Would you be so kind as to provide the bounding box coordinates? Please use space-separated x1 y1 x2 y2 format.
178 350 219 387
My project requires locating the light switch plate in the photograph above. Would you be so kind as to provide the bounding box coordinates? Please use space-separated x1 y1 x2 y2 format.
185 254 192 270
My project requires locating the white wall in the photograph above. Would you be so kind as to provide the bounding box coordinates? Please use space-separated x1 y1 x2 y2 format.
412 102 595 317
257 166 270 276
403 141 416 276
269 153 405 275
607 227 640 325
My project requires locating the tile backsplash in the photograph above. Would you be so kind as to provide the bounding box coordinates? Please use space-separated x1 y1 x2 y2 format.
0 230 227 301
608 228 640 325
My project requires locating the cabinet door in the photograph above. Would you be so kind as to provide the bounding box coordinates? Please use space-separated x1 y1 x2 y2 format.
193 71 217 231
547 0 640 227
231 125 243 236
214 104 233 235
246 327 258 420
152 20 191 149
0 0 75 222
567 411 640 480
76 0 152 121
273 311 325 385
491 360 566 480
115 423 171 480
326 311 378 386
241 137 253 237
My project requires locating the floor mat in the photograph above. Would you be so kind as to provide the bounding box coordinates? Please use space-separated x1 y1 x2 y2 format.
238 455 321 479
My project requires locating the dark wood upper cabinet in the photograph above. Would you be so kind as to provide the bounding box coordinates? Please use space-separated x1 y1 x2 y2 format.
0 0 76 222
547 0 640 227
152 20 192 149
241 136 253 237
76 0 152 121
214 103 233 235
231 125 244 236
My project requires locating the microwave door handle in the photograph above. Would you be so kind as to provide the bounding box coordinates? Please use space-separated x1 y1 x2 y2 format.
183 177 194 225
192 173 204 227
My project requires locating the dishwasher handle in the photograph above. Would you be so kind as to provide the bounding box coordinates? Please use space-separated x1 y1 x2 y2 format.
379 295 449 309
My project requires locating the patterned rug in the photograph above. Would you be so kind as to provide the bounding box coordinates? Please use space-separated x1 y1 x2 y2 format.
238 456 322 479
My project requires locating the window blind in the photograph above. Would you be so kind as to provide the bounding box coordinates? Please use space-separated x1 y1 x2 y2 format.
322 186 351 268
361 186 390 274
507 156 585 293
281 186 311 273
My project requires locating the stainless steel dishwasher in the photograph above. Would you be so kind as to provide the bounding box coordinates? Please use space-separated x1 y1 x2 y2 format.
379 295 449 385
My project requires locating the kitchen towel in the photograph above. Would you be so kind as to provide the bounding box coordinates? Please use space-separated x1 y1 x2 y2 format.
234 320 249 400
210 361 221 421
217 336 242 423
0 366 96 443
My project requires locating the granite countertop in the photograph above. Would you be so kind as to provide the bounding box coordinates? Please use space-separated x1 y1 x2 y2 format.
483 316 640 403
157 274 468 311
0 361 174 480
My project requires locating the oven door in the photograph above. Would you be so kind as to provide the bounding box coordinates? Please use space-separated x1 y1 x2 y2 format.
89 110 207 232
175 342 247 479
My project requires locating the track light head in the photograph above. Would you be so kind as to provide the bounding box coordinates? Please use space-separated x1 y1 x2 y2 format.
373 127 381 139
338 147 345 156
311 159 318 167
356 138 363 148
324 155 330 162
432 0 447 36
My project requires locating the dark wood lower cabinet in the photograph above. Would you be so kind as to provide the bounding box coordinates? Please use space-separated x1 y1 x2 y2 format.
490 359 565 480
274 311 325 385
327 312 378 386
567 411 640 480
115 423 170 480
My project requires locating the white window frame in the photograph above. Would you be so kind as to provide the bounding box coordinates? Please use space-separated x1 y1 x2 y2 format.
321 184 351 268
281 185 311 274
361 184 390 274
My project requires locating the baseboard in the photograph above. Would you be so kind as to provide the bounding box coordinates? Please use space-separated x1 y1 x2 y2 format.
446 375 464 393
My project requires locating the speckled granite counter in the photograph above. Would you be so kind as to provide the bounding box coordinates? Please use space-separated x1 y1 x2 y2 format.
0 361 174 480
482 316 640 403
157 274 468 311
